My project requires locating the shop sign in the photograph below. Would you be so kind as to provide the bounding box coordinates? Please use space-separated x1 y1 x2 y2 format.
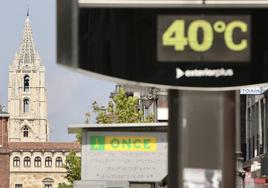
90 135 157 152
240 87 267 95
83 131 167 182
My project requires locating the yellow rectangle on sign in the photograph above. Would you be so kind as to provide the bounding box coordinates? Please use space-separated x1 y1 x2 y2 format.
105 136 157 152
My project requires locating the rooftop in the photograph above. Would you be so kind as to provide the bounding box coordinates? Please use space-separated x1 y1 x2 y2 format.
8 142 81 152
68 122 168 134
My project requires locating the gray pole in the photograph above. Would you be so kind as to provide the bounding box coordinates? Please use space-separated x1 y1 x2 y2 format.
236 91 244 188
168 89 183 188
168 90 236 188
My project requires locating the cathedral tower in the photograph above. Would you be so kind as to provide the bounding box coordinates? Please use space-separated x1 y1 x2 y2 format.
7 13 49 142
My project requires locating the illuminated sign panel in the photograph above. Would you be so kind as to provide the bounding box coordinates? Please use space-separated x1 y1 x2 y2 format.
90 135 157 152
57 6 268 89
157 15 250 62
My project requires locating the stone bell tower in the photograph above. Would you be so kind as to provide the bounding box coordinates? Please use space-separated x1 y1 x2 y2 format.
7 12 49 142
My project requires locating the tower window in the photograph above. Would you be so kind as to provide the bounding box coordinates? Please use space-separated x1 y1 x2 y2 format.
15 184 22 188
23 126 29 138
55 157 63 167
23 99 29 113
24 156 31 167
45 157 52 167
24 75 30 92
34 156 41 167
13 156 20 167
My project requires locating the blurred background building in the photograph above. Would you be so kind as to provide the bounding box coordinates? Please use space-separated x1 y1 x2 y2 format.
0 12 81 188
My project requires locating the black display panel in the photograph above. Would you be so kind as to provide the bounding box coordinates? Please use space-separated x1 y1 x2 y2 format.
157 15 250 62
58 7 268 89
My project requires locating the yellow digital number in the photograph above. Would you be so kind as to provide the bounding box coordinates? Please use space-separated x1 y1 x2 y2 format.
188 20 213 52
224 21 248 51
162 19 248 52
162 20 188 51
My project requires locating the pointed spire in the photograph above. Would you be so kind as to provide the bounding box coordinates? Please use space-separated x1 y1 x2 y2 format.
27 5 29 17
17 9 36 65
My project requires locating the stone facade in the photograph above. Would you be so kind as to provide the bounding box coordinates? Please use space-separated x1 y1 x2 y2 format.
10 173 66 188
8 15 49 142
0 111 10 188
3 13 82 188
9 142 80 188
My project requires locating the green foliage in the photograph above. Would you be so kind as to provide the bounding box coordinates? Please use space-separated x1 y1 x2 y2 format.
75 112 90 143
64 150 81 184
92 88 154 123
58 183 73 188
75 132 82 144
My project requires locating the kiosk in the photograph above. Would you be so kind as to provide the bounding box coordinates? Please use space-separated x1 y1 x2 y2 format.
68 123 167 188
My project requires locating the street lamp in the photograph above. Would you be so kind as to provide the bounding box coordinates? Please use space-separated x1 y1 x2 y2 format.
140 88 158 122
140 94 155 109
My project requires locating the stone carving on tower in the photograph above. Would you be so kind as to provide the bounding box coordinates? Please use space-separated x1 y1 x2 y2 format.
7 13 49 142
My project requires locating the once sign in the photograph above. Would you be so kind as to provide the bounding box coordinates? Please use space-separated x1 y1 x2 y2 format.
57 6 268 89
84 131 167 182
90 135 157 152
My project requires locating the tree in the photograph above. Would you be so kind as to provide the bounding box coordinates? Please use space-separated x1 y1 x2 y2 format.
75 112 90 144
64 150 81 184
92 87 154 123
58 183 72 188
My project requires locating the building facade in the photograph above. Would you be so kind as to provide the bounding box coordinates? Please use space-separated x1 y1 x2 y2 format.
9 142 80 188
8 14 49 142
241 91 268 188
0 107 10 188
1 13 81 188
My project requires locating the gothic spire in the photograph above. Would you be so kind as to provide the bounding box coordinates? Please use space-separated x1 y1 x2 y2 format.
17 12 36 65
27 5 29 17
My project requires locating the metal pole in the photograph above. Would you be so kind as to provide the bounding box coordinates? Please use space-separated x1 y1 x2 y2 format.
168 89 183 188
236 91 245 188
168 90 236 188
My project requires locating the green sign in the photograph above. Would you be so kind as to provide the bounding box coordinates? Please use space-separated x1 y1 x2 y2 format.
90 135 157 152
90 136 105 151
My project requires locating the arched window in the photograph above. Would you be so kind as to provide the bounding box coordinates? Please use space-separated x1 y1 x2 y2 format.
23 126 29 138
34 156 41 167
23 98 29 113
24 156 31 167
24 75 30 92
13 156 20 167
42 178 54 188
45 157 52 167
55 157 63 167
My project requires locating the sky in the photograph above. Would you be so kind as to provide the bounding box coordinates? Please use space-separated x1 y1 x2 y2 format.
0 0 115 141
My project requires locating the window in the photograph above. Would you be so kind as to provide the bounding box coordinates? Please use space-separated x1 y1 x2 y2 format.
24 156 31 167
13 156 20 167
23 99 29 113
55 157 63 167
45 157 52 167
15 184 22 188
44 184 52 188
34 156 41 167
23 126 29 138
42 178 54 188
24 75 29 92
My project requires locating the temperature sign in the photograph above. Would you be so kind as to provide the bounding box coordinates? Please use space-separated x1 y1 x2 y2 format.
157 15 250 62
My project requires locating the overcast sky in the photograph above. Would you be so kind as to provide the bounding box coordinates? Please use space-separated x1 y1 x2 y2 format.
0 0 115 141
